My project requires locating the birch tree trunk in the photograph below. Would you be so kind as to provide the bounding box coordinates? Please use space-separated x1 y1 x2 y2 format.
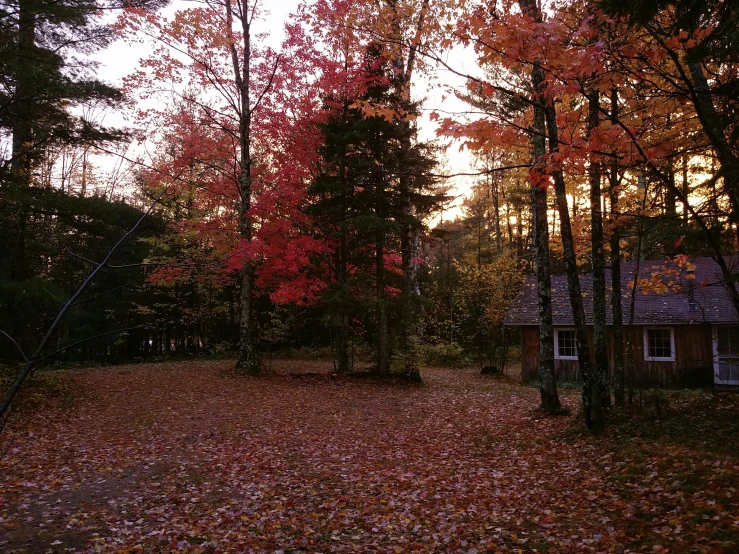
387 0 430 382
518 0 560 413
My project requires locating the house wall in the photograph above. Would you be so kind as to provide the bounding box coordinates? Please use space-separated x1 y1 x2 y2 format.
519 324 714 388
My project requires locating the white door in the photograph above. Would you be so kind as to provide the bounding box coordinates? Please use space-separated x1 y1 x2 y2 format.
713 327 739 385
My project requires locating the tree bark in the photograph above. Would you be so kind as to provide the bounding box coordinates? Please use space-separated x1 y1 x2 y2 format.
227 0 258 373
609 89 625 407
588 91 611 409
492 173 502 253
519 0 560 413
376 179 389 376
388 0 429 382
545 103 604 432
335 129 351 374
9 0 36 283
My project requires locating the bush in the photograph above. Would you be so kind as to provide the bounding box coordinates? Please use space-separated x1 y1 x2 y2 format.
419 342 470 367
280 346 336 360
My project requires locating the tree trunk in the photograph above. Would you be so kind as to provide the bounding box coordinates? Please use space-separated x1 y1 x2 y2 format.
376 185 389 376
228 0 258 374
681 156 689 223
493 174 502 254
335 151 351 374
588 91 611 409
9 0 36 284
388 0 429 382
545 103 604 432
610 88 625 406
519 0 560 413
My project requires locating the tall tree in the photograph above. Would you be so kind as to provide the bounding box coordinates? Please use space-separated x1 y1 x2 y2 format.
0 0 132 282
608 88 626 406
121 1 329 373
518 0 561 414
385 0 431 381
588 90 611 408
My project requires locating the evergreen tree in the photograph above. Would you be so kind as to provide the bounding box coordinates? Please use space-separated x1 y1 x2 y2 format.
0 0 166 357
308 43 442 376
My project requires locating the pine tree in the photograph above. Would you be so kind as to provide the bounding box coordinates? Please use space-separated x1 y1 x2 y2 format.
308 42 442 376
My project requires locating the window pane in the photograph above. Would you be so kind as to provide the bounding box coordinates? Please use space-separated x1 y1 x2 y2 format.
647 329 672 359
718 360 739 382
719 361 731 381
558 330 577 358
718 327 739 356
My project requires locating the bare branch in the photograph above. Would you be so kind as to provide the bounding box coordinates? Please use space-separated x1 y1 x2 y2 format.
0 187 171 424
251 55 281 115
0 331 29 364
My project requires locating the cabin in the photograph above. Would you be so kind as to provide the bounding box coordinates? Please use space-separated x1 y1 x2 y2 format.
504 257 739 388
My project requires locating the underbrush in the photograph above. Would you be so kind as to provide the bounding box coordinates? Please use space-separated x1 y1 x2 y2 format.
418 341 471 367
529 379 583 390
606 389 739 457
276 344 374 362
0 365 75 414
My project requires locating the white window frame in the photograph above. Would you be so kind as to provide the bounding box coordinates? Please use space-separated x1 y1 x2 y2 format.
643 327 675 362
554 328 578 361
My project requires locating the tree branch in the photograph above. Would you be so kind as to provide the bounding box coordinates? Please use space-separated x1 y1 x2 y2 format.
0 187 170 425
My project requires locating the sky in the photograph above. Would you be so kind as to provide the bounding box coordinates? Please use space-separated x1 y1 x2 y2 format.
92 0 478 220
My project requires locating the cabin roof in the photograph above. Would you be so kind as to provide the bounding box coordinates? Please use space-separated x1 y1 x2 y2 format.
504 257 739 326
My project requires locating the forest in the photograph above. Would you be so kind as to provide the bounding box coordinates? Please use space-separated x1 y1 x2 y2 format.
1 0 738 552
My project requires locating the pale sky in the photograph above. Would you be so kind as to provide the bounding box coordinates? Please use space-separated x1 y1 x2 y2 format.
92 0 477 219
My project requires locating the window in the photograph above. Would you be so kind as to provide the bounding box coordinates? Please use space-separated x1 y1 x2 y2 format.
644 328 675 361
555 328 578 360
714 327 739 384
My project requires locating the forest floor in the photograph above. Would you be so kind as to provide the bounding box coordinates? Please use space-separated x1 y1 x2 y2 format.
0 360 737 554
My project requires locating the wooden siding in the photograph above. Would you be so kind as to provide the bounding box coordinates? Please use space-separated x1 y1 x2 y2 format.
519 324 714 388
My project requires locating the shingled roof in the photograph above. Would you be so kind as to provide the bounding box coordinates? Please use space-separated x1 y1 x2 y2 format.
504 257 739 326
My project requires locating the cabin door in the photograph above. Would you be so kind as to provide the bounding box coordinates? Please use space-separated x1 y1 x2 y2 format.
712 327 739 386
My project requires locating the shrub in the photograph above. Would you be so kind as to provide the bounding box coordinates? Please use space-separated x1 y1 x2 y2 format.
419 342 470 367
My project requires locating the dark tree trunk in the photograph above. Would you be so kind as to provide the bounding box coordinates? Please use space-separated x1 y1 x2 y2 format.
588 91 611 408
665 163 677 217
376 197 389 377
546 103 604 433
335 148 350 374
682 156 690 223
516 204 524 256
492 174 502 253
228 0 258 374
505 194 514 248
609 89 625 406
9 0 35 283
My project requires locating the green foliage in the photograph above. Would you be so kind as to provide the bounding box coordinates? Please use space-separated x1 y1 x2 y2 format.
280 346 337 360
418 341 469 367
422 246 524 370
305 43 445 372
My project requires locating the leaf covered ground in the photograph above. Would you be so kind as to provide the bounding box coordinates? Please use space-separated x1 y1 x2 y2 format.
0 361 737 553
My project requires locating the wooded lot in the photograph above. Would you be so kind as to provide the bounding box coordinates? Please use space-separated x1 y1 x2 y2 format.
1 0 738 550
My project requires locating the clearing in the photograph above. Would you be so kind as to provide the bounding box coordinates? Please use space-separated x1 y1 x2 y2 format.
0 361 737 553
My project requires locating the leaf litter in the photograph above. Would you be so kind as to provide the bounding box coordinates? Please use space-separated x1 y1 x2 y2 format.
0 360 737 553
